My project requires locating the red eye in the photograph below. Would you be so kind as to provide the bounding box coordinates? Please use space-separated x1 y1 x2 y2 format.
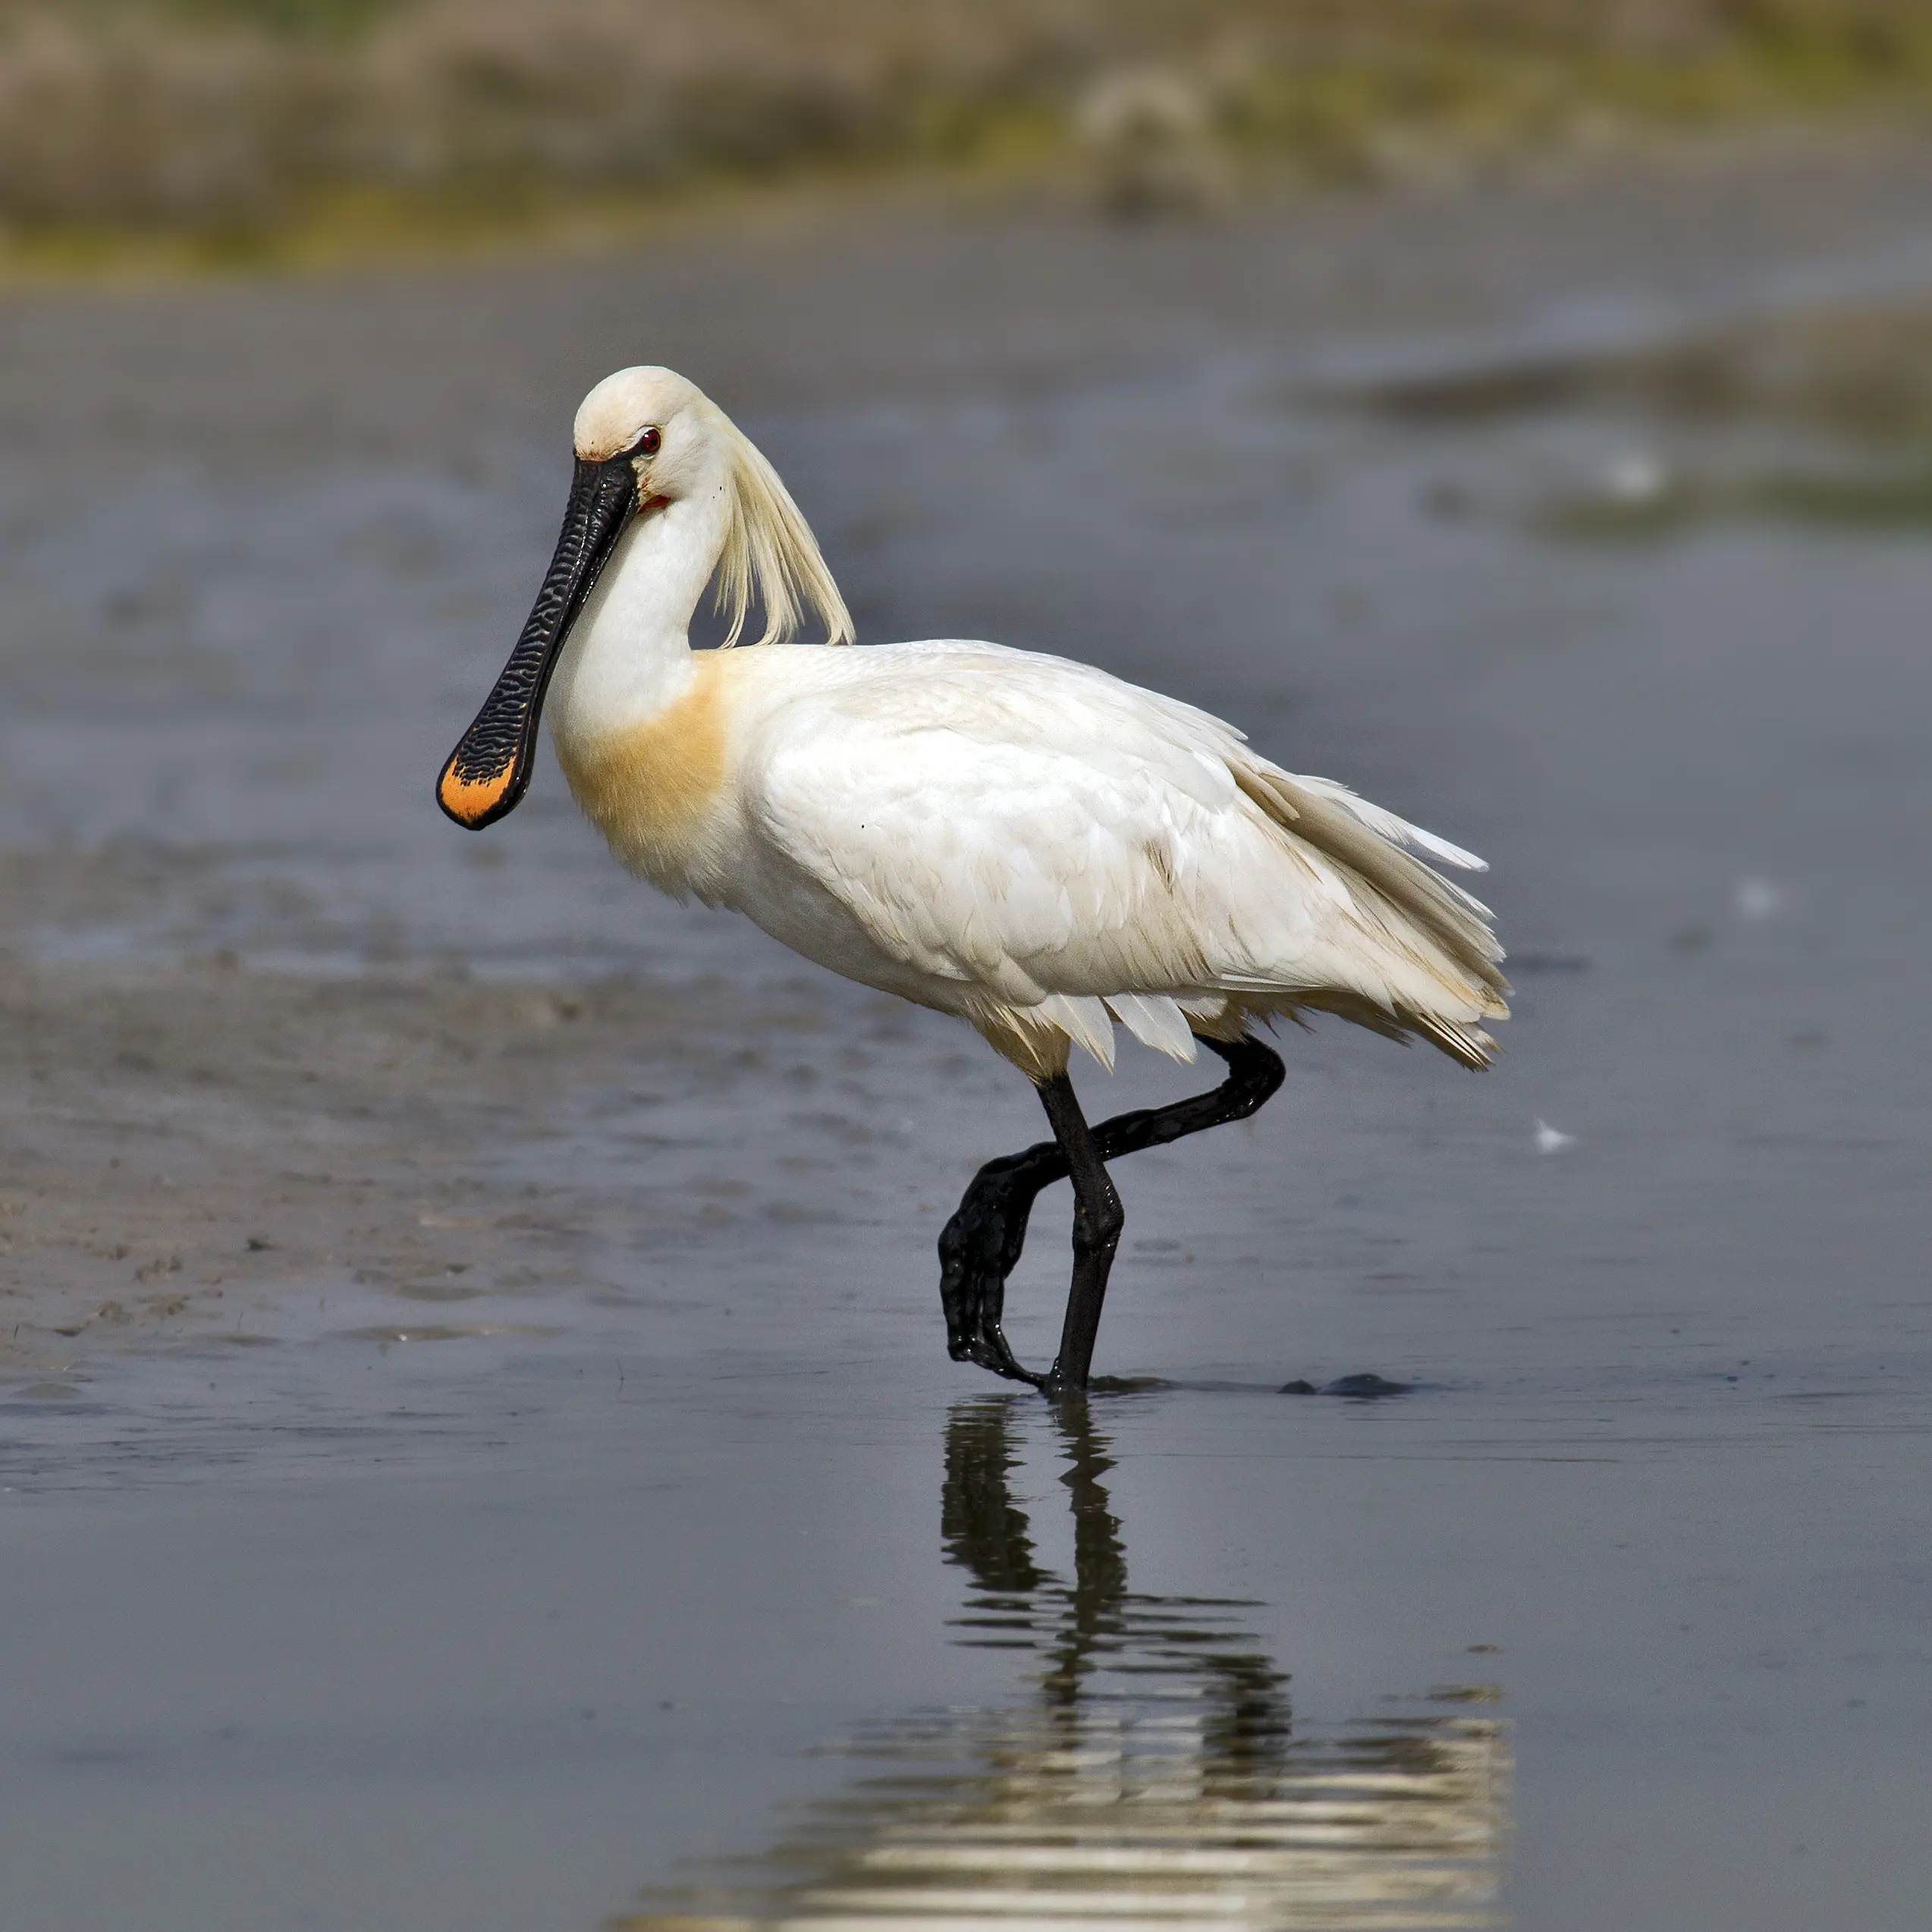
635 426 661 457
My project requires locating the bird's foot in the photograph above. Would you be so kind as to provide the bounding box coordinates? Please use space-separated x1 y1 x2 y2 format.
1036 1359 1088 1402
940 1226 1031 1384
949 1320 1048 1389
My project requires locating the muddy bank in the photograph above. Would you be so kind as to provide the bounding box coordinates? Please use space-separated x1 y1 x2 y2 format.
0 947 705 1361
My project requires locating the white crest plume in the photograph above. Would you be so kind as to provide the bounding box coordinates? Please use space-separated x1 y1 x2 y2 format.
710 405 855 649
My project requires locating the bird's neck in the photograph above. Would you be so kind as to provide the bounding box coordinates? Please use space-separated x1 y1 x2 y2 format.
548 487 730 750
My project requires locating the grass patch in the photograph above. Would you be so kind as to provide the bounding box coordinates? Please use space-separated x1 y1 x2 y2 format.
1751 461 1932 527
1541 457 1932 540
9 2 1932 261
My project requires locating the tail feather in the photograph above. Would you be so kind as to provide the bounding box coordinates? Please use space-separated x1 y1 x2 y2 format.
1232 759 1509 1066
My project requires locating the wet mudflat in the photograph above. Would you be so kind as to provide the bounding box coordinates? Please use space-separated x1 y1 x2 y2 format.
2 136 1930 1930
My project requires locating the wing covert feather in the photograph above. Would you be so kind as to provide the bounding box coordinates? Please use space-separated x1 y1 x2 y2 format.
746 650 1297 1000
739 642 1506 1066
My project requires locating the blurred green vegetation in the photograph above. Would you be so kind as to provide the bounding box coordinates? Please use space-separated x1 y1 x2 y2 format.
1544 460 1932 536
84 0 401 33
6 2 1932 265
1439 294 1932 539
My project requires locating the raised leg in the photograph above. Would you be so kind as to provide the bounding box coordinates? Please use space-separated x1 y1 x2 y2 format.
939 1033 1285 1387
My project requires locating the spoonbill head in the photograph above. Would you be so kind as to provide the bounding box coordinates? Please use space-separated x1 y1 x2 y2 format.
436 366 1508 1395
437 366 850 831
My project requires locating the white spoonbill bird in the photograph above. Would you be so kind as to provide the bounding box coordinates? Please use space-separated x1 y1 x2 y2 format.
438 366 1508 1395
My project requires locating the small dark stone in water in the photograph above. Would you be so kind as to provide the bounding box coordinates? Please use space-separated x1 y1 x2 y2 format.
1087 1374 1170 1396
1323 1373 1412 1399
1277 1379 1319 1395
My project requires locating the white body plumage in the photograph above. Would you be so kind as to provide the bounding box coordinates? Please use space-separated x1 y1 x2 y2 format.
540 369 1508 1082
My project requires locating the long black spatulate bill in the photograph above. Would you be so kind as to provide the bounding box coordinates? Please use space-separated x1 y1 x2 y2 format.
436 454 640 830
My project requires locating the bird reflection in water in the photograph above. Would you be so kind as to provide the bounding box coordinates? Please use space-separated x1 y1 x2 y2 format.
610 1400 1509 1930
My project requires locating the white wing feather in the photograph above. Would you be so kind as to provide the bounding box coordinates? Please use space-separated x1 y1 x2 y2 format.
1288 774 1488 873
744 641 1505 1067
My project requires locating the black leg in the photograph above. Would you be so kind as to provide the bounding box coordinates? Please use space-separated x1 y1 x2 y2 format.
938 1033 1285 1387
1035 1073 1123 1396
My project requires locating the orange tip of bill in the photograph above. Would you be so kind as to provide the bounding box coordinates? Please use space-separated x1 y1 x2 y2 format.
438 756 516 829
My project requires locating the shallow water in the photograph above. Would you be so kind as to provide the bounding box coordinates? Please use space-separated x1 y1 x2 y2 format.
3 154 1931 1929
